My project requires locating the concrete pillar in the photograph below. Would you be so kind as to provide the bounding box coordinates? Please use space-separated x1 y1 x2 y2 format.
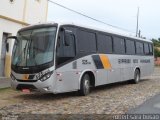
4 53 11 77
4 35 13 78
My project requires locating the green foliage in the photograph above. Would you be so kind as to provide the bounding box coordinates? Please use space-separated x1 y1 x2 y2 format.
154 48 160 58
152 38 160 58
0 88 10 92
152 38 160 47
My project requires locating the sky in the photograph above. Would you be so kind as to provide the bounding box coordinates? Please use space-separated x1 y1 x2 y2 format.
48 0 160 39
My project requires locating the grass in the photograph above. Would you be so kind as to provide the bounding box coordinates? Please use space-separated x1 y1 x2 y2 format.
0 87 10 92
155 65 160 67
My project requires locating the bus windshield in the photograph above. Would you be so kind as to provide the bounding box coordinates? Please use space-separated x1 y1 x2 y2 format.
12 27 57 67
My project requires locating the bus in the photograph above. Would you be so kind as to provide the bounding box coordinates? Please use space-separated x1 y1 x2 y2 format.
7 22 154 96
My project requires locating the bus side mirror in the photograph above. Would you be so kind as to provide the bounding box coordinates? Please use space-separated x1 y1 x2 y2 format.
64 33 70 46
6 42 9 52
57 33 75 58
5 36 18 52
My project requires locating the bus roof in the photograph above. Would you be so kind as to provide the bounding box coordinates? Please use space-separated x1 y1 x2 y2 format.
20 22 152 43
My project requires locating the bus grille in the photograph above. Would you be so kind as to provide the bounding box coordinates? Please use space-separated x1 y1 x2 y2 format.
16 79 38 82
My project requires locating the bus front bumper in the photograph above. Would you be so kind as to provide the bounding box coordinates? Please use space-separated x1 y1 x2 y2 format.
11 77 56 93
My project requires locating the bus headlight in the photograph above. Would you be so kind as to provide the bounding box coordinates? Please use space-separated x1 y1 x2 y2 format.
39 71 53 82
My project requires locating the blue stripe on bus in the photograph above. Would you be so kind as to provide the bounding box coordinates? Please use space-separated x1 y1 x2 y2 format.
92 55 104 69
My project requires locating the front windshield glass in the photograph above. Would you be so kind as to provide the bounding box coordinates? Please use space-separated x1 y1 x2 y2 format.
12 27 56 67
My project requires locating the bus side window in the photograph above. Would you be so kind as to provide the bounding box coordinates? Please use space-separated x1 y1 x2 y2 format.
57 30 76 66
57 31 64 57
113 37 125 54
136 42 144 55
149 44 153 55
144 43 150 55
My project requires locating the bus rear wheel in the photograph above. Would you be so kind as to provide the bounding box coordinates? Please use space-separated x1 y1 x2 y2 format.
133 69 140 84
79 74 90 96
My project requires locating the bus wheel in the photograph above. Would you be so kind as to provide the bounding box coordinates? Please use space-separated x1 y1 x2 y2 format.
79 74 90 96
133 69 140 84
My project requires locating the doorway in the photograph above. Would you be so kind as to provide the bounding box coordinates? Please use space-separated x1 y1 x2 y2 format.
0 33 8 77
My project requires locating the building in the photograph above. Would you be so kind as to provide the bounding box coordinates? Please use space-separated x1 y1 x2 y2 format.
0 0 48 77
155 57 160 66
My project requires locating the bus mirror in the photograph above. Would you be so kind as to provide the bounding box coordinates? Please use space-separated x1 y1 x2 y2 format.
63 33 75 57
60 27 65 31
6 43 9 52
64 35 70 46
5 36 18 52
57 29 75 58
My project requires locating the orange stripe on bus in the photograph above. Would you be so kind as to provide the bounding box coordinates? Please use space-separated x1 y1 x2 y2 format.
22 74 29 80
99 54 111 69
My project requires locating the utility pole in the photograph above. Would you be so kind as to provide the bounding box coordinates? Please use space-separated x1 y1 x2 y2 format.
136 7 139 37
138 30 141 37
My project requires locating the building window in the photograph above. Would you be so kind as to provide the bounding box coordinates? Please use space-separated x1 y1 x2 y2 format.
10 0 15 3
35 0 40 2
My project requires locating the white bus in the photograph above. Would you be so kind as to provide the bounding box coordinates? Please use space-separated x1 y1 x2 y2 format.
7 22 154 96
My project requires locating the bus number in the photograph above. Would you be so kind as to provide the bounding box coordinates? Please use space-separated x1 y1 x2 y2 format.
82 60 91 65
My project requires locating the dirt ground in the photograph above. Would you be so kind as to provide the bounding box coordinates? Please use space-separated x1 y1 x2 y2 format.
0 67 160 116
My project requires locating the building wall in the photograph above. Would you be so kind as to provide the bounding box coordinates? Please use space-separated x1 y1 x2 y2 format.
25 0 48 23
0 18 23 56
0 0 48 77
0 18 23 77
0 0 25 21
0 0 48 24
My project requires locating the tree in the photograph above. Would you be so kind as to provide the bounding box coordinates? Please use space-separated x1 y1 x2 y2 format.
152 38 160 47
154 47 160 58
151 38 160 58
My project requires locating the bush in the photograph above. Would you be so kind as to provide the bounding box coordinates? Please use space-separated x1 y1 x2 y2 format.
152 39 160 47
154 47 160 58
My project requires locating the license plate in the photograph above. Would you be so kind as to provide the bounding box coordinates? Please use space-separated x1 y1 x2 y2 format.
22 89 31 93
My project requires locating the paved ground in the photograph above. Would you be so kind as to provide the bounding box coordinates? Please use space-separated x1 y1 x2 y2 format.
128 93 160 114
0 78 10 89
0 67 160 119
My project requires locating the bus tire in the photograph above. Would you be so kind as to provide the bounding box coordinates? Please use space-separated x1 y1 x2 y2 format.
133 69 140 84
79 74 90 96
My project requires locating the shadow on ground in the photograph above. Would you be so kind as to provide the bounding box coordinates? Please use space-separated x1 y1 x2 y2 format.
13 79 149 101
